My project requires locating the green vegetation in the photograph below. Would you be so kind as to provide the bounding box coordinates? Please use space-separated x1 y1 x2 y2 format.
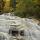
14 0 40 19
0 0 40 19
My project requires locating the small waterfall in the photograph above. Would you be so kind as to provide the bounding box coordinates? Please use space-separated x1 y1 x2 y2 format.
0 13 40 40
24 20 40 40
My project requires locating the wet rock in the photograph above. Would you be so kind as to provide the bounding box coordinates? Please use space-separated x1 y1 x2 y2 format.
9 27 19 36
38 22 40 26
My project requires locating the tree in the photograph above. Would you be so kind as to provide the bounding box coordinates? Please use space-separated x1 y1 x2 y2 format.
14 0 40 19
0 0 5 14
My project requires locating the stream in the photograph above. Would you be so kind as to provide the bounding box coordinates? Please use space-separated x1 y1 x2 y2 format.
0 13 40 40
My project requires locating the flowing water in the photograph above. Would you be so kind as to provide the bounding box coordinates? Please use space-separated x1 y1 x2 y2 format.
0 13 40 40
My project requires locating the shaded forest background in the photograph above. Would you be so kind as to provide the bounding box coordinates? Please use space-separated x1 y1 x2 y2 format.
0 0 40 19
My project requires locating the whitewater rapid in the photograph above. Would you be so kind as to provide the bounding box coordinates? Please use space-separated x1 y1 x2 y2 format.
0 13 40 40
